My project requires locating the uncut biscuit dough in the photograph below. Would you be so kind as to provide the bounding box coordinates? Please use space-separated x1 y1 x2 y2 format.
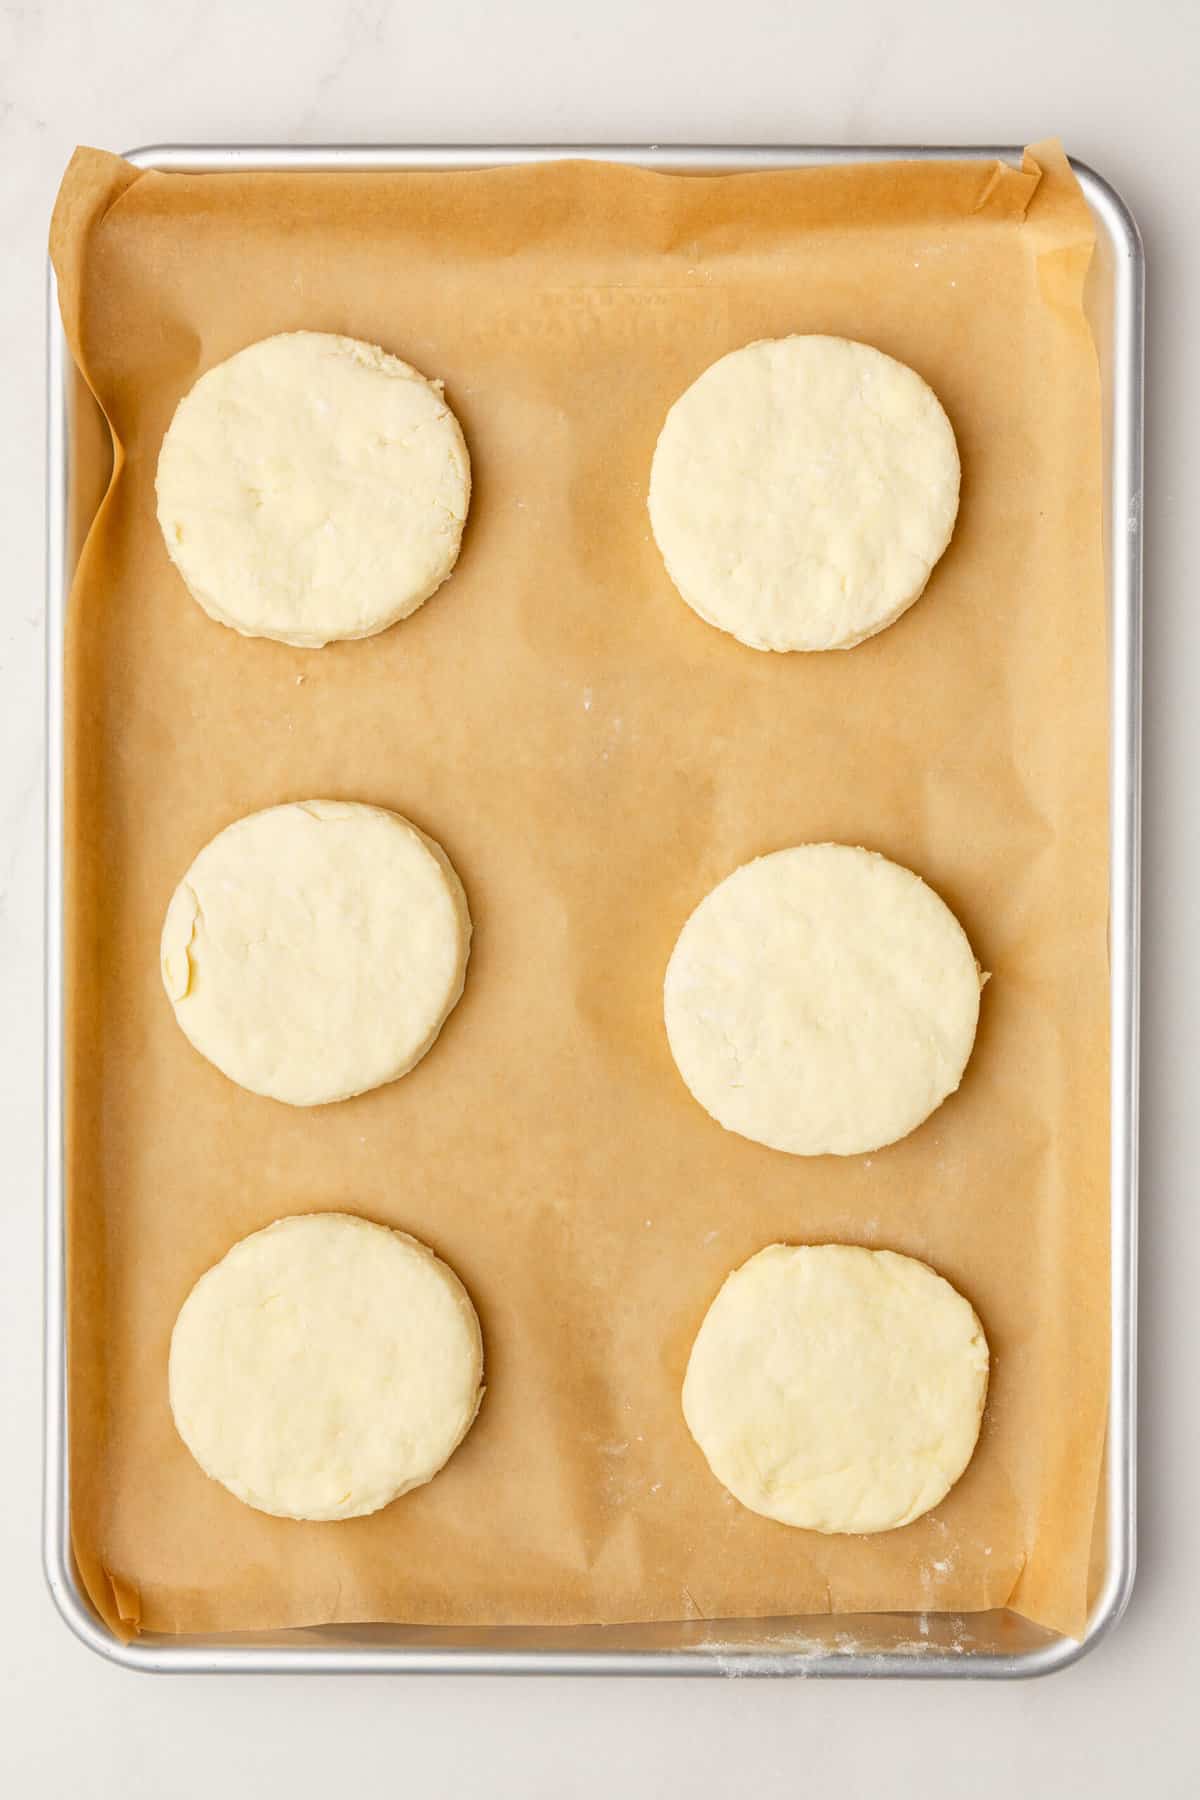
155 331 471 647
161 800 471 1107
683 1244 989 1534
664 843 982 1156
169 1213 485 1521
648 335 960 652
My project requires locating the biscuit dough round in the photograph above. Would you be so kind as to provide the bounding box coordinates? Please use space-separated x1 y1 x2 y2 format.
648 335 960 651
169 1213 485 1521
161 800 470 1107
156 331 471 647
664 843 982 1156
683 1244 989 1534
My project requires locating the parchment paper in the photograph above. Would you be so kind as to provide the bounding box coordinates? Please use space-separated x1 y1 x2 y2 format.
50 141 1108 1642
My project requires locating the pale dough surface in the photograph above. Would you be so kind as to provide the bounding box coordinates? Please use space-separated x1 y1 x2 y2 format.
683 1243 989 1534
169 1213 484 1521
156 331 471 647
161 800 470 1106
664 843 982 1156
648 335 960 652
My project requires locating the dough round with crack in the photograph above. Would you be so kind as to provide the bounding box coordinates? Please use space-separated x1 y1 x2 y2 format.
683 1243 989 1534
664 843 982 1156
161 800 470 1106
648 335 959 651
155 331 471 647
169 1213 484 1521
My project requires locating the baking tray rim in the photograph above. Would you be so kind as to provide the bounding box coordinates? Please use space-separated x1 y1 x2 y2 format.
43 141 1142 1678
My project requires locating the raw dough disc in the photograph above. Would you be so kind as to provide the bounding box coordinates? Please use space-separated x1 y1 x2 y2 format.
682 1243 989 1534
169 1213 485 1521
648 335 960 651
161 800 471 1107
155 331 471 647
663 843 982 1156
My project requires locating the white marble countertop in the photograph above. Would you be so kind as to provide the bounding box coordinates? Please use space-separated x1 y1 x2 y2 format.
2 2 1195 1793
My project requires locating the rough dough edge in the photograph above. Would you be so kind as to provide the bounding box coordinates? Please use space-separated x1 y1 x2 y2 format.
168 1211 486 1523
681 1241 991 1535
159 799 473 1108
647 333 961 654
155 331 473 649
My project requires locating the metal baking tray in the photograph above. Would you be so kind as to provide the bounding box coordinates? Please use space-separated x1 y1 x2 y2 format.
44 144 1142 1676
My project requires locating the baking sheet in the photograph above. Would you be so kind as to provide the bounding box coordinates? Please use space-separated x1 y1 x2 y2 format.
49 140 1108 1643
